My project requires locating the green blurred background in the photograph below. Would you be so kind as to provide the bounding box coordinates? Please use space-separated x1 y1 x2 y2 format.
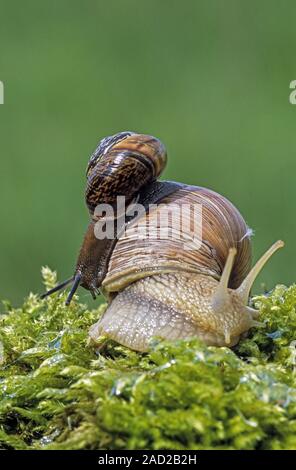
0 0 295 307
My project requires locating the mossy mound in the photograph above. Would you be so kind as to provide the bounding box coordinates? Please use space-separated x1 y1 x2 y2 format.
1 268 296 450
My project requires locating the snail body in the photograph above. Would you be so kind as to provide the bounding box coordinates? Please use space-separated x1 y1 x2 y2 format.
42 132 284 352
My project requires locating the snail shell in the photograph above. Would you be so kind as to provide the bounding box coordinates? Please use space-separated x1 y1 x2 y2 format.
85 131 167 214
102 185 252 294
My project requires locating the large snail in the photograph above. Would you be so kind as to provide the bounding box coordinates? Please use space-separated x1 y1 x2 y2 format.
42 132 284 351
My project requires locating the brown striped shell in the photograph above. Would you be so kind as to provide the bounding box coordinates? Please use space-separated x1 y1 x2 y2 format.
102 185 252 296
85 132 167 214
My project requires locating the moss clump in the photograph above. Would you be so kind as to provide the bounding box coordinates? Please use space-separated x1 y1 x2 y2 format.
1 268 296 450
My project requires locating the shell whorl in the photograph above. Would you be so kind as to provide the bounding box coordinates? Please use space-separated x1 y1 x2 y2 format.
85 132 167 215
102 185 252 294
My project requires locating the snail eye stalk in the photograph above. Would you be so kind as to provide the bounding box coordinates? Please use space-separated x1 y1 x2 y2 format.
211 247 237 313
40 273 82 306
236 240 284 305
65 273 82 306
40 277 74 299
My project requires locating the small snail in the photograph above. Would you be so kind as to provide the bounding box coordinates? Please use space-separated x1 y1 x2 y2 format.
42 132 284 351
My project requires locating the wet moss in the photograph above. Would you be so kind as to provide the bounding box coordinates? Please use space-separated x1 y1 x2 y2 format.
1 268 296 450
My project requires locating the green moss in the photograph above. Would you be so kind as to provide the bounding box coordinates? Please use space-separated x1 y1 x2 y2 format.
1 268 296 450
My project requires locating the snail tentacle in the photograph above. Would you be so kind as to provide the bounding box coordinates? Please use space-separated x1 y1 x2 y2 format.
65 273 82 306
40 276 74 299
236 240 284 305
211 247 237 314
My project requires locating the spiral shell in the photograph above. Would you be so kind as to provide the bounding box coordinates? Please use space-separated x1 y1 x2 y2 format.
102 185 252 295
85 132 167 214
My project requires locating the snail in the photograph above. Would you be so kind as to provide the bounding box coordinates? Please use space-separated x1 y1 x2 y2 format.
41 132 284 352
